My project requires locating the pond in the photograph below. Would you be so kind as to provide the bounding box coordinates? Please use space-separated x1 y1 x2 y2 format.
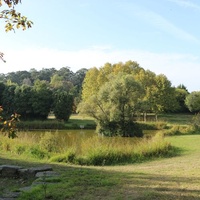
17 130 97 150
17 129 160 150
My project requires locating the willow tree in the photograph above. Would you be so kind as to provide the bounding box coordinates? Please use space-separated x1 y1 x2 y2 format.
81 61 144 101
78 73 144 137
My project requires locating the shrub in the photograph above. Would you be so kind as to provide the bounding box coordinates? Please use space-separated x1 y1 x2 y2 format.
50 148 76 163
29 145 49 159
97 121 143 137
15 145 26 155
163 125 198 135
139 121 168 130
39 131 61 153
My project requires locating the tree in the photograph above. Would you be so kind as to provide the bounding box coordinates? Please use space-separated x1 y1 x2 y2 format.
175 87 189 113
185 91 200 113
78 73 144 137
81 67 100 101
2 84 17 116
81 61 144 102
0 0 32 137
31 80 53 119
149 74 178 120
0 0 33 32
14 85 34 119
53 92 74 121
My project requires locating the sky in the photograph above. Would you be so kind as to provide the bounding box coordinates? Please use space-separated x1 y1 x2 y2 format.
0 0 200 92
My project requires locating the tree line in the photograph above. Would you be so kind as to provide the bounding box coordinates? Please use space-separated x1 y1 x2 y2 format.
0 67 87 121
77 61 195 137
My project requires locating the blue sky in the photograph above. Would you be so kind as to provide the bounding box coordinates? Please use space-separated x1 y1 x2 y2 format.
0 0 200 92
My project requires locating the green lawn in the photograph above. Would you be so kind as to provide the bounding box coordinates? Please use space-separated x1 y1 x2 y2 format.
159 113 194 125
0 134 199 199
1 113 200 199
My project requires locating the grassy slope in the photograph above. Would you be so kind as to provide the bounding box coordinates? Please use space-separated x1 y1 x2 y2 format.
0 135 199 199
1 114 200 199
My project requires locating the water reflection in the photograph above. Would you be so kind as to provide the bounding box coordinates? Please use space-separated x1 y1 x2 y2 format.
17 129 159 151
18 130 97 149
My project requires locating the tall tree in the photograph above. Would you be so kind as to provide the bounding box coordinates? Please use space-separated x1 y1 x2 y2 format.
150 74 178 120
14 85 33 119
185 91 200 113
175 87 189 113
31 80 53 119
53 91 74 121
2 84 17 116
78 73 144 137
81 67 100 101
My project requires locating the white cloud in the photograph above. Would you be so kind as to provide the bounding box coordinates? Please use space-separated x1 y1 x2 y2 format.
119 2 199 44
168 0 200 10
0 47 199 92
134 8 199 44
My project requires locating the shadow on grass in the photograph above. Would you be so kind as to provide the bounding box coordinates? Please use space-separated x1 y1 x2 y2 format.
1 155 200 200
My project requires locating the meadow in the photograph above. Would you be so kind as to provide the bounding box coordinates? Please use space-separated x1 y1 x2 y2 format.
0 113 200 199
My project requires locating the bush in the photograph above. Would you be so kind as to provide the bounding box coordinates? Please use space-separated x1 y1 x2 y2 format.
50 148 76 163
39 131 61 153
29 145 49 159
139 121 168 130
163 125 198 136
97 121 143 137
15 145 26 155
17 120 66 130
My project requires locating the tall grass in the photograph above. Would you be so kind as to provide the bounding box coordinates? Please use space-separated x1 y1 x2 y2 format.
50 132 175 165
0 131 175 166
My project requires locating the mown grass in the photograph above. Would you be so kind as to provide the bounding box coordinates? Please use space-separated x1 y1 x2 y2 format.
1 113 200 199
158 113 194 125
1 134 200 199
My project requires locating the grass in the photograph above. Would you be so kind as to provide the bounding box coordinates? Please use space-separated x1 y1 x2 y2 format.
158 113 194 125
1 134 200 199
1 113 200 199
0 131 174 166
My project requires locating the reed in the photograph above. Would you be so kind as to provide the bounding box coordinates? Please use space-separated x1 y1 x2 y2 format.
50 133 175 165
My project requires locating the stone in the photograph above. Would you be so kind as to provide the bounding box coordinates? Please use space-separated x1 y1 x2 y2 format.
2 191 21 198
18 168 29 178
35 171 59 178
0 165 22 177
19 186 33 192
27 166 53 176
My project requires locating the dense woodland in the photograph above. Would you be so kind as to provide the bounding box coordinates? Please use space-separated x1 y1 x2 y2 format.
0 60 196 126
0 67 88 120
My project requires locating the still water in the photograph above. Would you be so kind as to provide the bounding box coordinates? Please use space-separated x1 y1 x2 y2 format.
17 130 98 150
17 129 159 144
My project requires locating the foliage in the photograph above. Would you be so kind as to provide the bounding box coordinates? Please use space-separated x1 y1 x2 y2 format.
174 87 189 113
97 121 143 137
162 125 195 136
191 112 200 130
185 91 200 113
52 92 74 121
149 74 179 115
31 80 53 119
39 131 62 153
1 84 16 116
0 0 33 32
0 106 20 138
78 73 145 137
17 120 66 130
